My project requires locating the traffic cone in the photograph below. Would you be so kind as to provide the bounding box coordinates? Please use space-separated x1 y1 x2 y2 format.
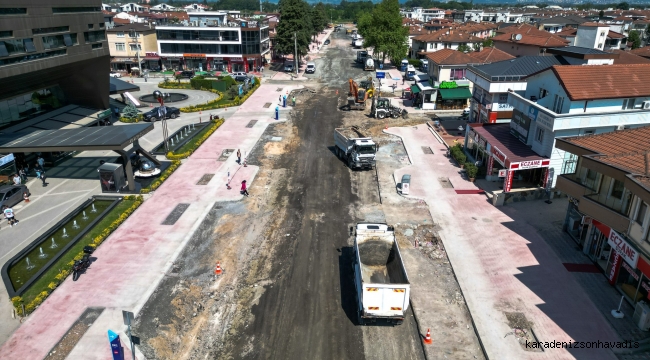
423 329 433 345
215 262 223 275
336 89 339 95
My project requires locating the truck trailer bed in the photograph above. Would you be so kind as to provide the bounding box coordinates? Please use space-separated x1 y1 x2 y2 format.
358 237 408 284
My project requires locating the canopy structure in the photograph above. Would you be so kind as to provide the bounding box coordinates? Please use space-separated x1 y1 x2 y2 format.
439 87 472 100
109 76 140 95
0 123 157 191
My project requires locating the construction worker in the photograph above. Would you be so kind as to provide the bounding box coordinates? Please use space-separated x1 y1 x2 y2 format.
292 96 296 106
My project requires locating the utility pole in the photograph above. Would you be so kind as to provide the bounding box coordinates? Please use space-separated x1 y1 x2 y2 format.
294 31 298 77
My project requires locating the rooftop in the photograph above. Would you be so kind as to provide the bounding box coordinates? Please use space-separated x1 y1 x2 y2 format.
556 127 650 189
550 64 650 101
470 123 548 165
631 47 650 59
469 47 516 63
546 46 619 59
468 55 586 82
610 50 650 65
105 23 156 33
425 49 480 65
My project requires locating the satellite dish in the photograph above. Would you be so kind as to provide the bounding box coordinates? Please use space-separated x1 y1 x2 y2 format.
515 34 523 41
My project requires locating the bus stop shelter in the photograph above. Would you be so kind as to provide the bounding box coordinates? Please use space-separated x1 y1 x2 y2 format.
0 123 158 191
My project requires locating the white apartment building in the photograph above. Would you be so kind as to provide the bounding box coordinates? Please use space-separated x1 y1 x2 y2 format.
156 12 270 72
464 10 524 24
506 64 650 187
118 3 147 13
401 7 444 22
150 3 179 12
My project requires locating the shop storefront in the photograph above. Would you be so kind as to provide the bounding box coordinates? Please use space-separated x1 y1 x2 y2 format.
436 85 471 110
413 81 436 110
182 53 207 71
466 127 490 172
229 57 245 72
469 123 550 191
143 52 162 71
111 57 140 72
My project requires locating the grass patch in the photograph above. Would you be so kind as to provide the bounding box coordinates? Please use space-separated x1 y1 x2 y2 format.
174 123 216 155
18 199 136 307
165 119 224 160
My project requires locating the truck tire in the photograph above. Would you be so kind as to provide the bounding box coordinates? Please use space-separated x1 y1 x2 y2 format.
377 111 386 119
358 311 364 326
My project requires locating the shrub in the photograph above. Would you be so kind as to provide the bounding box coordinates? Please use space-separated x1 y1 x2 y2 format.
465 162 478 178
179 77 260 113
455 151 466 164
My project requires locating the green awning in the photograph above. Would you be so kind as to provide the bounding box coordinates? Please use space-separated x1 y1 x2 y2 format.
410 86 420 94
439 87 472 100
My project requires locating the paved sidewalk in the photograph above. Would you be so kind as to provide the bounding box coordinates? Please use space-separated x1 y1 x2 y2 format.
0 83 301 359
271 28 334 81
386 125 620 360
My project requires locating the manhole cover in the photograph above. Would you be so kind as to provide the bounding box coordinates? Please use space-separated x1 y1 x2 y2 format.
162 203 190 225
196 173 215 185
246 120 258 128
217 148 235 161
276 88 283 92
421 146 433 154
271 137 283 142
263 102 272 108
438 177 453 188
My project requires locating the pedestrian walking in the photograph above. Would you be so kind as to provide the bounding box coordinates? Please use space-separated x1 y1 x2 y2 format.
19 168 27 183
292 96 296 106
23 191 29 203
236 149 241 164
35 168 47 187
37 156 45 169
3 206 17 227
240 180 249 197
279 94 282 103
12 173 21 185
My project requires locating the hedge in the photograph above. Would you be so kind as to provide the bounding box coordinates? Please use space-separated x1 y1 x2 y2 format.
12 196 144 316
158 80 192 89
166 119 224 160
139 160 181 194
119 115 143 123
180 77 261 112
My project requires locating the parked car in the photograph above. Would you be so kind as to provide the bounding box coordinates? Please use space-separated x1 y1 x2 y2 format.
0 185 29 208
324 39 330 45
231 72 249 81
143 106 181 122
305 62 316 74
284 63 294 72
109 71 121 78
178 70 195 79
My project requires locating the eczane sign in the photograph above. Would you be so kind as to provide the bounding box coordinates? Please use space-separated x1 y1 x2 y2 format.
509 159 550 170
608 230 639 268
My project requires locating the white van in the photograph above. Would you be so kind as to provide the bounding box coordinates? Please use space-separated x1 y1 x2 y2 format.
306 62 316 74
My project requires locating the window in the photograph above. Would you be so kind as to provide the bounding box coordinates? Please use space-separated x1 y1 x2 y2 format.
128 31 140 38
623 98 636 110
0 49 66 66
0 38 37 57
0 8 26 15
92 43 102 49
52 7 100 13
539 88 548 99
600 32 606 36
33 26 70 35
88 24 94 30
498 93 508 103
584 169 599 191
24 38 35 52
42 34 77 49
535 127 544 143
129 44 141 51
115 43 125 51
552 95 564 113
598 43 603 49
0 31 11 38
610 179 624 199
84 30 105 43
450 68 466 80
116 32 124 38
99 23 105 29
637 202 648 226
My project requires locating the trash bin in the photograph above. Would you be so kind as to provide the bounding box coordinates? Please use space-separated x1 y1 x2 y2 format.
401 174 411 195
97 163 126 193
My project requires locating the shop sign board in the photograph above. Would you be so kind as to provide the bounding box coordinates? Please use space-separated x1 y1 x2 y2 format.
623 262 640 281
503 170 514 192
536 111 554 131
229 57 244 62
527 105 539 122
492 146 506 167
544 167 554 191
510 109 531 144
145 52 159 57
183 53 206 59
608 230 639 268
509 159 550 170
609 251 622 284
642 281 650 294
498 169 507 177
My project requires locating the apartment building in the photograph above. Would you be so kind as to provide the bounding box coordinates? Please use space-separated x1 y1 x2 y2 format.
106 23 157 72
555 128 650 307
464 10 526 24
410 28 483 58
156 12 270 72
492 23 569 57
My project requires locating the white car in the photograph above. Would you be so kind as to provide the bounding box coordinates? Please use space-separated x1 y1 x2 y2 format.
109 71 121 78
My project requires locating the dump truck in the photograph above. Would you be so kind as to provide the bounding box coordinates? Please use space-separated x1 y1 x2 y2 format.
353 223 410 325
334 127 376 169
356 50 368 63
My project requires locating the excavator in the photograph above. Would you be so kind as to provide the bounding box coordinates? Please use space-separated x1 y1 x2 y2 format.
345 78 375 111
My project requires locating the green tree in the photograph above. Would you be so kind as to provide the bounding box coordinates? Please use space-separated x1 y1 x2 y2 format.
275 0 312 64
482 38 493 48
122 104 140 120
628 30 642 49
357 0 408 64
262 1 278 12
599 10 604 19
311 3 328 35
457 44 472 52
616 2 630 10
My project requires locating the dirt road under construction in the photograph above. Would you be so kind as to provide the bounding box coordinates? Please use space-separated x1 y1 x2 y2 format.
133 29 481 360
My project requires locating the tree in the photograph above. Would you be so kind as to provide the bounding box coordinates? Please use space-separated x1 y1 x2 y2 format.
457 44 472 53
628 30 642 49
122 104 140 120
275 0 312 63
616 2 630 10
599 10 604 19
311 3 328 36
482 38 493 48
357 0 408 64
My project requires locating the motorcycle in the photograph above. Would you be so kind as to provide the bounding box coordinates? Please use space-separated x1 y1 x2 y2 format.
72 246 95 281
